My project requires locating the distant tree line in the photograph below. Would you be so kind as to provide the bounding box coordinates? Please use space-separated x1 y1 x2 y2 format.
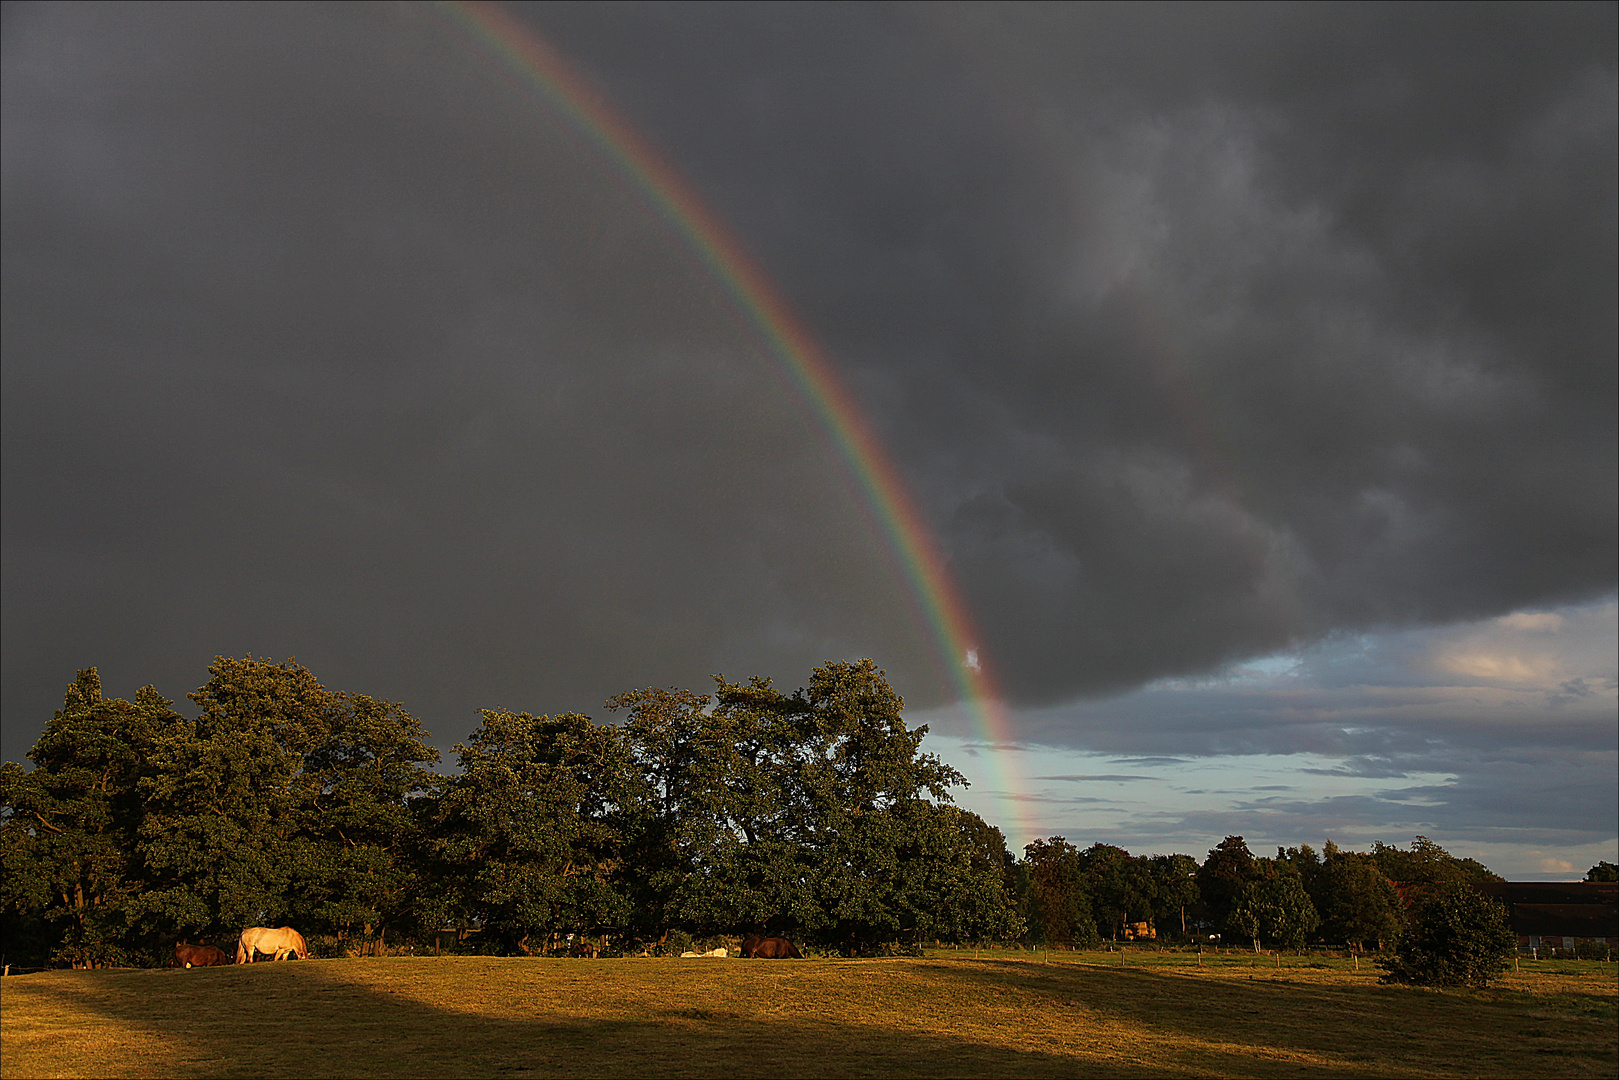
1019 832 1502 953
0 657 1564 970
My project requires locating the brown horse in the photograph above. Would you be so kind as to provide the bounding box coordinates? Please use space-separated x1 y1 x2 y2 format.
173 943 232 968
237 926 308 963
740 935 803 958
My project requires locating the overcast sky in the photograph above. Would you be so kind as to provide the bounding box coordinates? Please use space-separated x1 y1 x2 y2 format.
4 2 1614 875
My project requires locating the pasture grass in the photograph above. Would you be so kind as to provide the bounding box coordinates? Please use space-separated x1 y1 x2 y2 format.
2 952 1613 1078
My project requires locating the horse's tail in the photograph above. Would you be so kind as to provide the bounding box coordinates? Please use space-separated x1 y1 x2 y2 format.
236 936 248 965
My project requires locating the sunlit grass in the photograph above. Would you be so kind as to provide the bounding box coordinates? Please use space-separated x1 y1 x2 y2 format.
3 953 1614 1078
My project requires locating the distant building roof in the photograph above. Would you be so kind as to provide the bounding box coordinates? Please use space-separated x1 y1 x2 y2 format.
1474 881 1618 906
1472 882 1618 940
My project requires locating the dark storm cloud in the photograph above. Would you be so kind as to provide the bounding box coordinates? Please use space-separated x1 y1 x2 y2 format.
4 3 1615 759
1 1 934 754
531 1 1617 700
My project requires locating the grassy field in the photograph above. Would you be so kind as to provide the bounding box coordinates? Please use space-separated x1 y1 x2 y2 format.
2 951 1613 1078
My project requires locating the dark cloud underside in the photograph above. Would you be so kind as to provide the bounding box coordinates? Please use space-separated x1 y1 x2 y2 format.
4 3 1614 757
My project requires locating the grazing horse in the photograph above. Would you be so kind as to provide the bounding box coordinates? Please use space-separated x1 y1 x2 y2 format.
173 943 231 968
739 935 803 959
237 926 308 964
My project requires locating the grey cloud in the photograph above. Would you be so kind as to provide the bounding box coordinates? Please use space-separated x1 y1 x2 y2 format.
1031 774 1157 783
933 599 1614 859
1 2 941 754
4 3 1615 767
530 2 1616 703
1003 793 1119 807
1021 744 1616 859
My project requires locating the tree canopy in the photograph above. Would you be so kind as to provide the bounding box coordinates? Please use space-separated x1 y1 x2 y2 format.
1379 882 1516 988
3 658 1519 968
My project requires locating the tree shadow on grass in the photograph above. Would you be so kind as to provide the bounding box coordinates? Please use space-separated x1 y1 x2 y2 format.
5 960 1124 1080
910 958 1619 1077
5 958 1615 1079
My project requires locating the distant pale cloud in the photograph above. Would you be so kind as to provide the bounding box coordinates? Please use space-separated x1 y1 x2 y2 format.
922 597 1618 874
1032 774 1158 783
1424 602 1613 688
1436 652 1555 682
1497 612 1565 632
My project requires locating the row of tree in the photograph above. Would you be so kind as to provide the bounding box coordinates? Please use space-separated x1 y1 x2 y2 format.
2 658 1019 966
0 657 1551 969
1021 832 1500 952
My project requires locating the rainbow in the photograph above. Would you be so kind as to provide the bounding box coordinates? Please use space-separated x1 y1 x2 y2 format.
435 1 1032 842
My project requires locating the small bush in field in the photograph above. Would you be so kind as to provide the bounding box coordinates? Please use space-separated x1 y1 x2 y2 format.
1379 883 1516 988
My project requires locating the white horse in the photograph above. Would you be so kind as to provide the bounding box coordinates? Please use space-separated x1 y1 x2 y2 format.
237 926 308 964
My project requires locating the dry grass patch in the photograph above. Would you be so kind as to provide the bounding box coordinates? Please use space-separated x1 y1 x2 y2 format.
2 955 1613 1078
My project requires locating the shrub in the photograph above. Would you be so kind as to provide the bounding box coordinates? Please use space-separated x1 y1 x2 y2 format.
1379 883 1516 988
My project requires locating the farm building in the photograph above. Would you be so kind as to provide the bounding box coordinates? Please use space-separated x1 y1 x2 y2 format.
1471 881 1618 948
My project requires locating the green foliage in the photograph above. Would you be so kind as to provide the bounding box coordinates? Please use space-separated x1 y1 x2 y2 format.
1314 844 1403 950
816 800 1021 950
1198 835 1261 936
136 657 439 951
1021 837 1100 948
1587 861 1619 882
295 689 441 948
1231 870 1320 951
1149 853 1200 939
136 657 338 935
1276 844 1323 897
605 685 723 936
430 709 632 954
611 659 1017 953
828 662 981 942
907 807 1022 944
1018 840 1173 944
1371 836 1501 890
10 656 1532 970
1379 882 1516 987
1076 843 1155 940
0 670 178 966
